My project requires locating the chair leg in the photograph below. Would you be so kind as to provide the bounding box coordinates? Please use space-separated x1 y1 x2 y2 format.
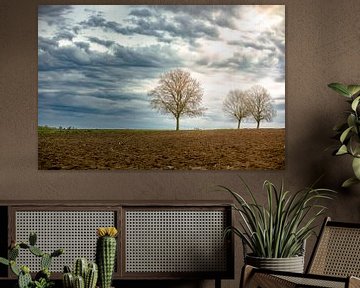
215 278 221 288
240 265 255 288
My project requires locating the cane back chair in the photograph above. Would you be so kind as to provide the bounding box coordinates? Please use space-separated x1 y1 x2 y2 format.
241 217 360 288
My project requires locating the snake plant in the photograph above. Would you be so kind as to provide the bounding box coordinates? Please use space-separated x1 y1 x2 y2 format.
221 178 335 258
328 83 360 187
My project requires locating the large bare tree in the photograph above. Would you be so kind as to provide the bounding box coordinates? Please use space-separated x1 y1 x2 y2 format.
148 69 205 130
247 85 276 129
223 89 250 129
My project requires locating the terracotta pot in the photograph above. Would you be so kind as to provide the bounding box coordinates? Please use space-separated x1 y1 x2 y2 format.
245 254 304 273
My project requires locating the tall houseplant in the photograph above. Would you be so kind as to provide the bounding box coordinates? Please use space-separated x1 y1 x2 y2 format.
222 179 334 272
328 83 360 187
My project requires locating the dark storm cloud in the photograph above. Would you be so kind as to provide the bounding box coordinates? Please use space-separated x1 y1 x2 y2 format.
38 5 73 26
38 31 184 128
38 89 158 129
87 36 115 48
38 36 182 71
128 8 154 17
54 31 75 41
80 9 220 45
80 15 124 33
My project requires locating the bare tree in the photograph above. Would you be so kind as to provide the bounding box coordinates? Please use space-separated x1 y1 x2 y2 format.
148 69 206 130
223 89 250 129
247 85 276 129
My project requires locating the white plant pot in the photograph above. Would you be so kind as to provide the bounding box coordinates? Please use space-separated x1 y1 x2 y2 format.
245 254 305 273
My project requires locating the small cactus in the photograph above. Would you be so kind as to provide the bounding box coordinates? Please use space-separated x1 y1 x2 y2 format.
29 245 44 257
74 258 88 279
18 269 32 288
63 272 74 288
41 253 52 270
29 232 37 246
51 248 64 258
74 275 85 288
10 260 20 276
0 232 63 288
9 247 19 260
63 259 98 288
85 263 98 288
96 227 118 288
35 268 50 281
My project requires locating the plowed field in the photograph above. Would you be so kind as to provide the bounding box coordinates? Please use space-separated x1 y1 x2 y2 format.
38 129 285 170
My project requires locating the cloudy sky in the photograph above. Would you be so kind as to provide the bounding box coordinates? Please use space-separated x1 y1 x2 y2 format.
38 5 285 129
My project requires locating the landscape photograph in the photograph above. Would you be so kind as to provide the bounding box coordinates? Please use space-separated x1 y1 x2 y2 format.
38 5 285 170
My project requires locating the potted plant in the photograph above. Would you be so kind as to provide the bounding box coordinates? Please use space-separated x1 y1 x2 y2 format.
221 179 334 273
0 232 63 288
328 83 360 187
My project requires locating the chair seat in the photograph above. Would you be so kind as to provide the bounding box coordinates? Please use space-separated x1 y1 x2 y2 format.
243 266 360 288
277 274 346 288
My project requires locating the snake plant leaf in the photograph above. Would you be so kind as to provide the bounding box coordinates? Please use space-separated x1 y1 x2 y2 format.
351 96 360 111
328 83 351 97
347 85 360 96
221 179 335 258
336 144 348 155
342 177 360 188
352 157 360 179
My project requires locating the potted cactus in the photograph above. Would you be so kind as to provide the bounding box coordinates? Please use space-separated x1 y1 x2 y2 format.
96 227 118 288
62 258 98 288
0 232 63 288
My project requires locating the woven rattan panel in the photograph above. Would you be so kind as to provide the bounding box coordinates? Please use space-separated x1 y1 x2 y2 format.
277 275 345 288
310 226 360 277
15 211 115 272
125 210 227 273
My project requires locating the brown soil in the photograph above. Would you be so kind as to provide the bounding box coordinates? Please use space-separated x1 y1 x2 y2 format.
38 129 285 170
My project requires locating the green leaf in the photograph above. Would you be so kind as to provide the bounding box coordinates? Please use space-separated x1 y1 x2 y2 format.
0 257 9 266
342 177 360 188
351 96 360 111
29 232 37 246
336 144 348 155
328 83 351 97
10 261 20 276
352 157 360 179
340 126 353 143
347 114 356 127
347 85 360 96
349 135 360 156
333 122 348 132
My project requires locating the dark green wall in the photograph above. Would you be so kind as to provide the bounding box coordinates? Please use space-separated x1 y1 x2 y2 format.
1 1 360 287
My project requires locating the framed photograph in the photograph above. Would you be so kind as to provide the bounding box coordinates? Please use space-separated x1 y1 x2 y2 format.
38 5 285 170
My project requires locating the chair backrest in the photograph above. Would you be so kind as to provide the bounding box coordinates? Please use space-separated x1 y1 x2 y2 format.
307 217 360 277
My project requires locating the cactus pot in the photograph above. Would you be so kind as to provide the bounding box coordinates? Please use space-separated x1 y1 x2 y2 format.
245 254 304 273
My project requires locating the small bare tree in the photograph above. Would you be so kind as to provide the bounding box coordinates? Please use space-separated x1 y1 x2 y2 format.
148 69 206 130
223 89 250 129
247 85 276 129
